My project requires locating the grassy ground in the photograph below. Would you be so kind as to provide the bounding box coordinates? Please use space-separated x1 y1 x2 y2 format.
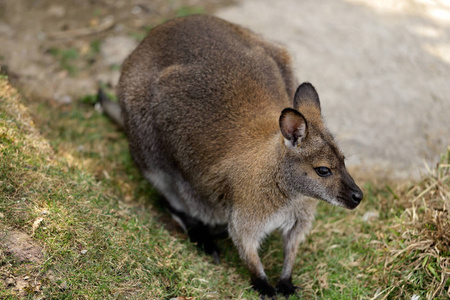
0 75 449 299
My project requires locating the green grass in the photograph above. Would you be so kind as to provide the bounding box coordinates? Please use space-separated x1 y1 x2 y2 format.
176 6 205 17
48 47 80 76
1 77 449 299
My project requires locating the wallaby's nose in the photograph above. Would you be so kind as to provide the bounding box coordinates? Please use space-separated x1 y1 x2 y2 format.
351 190 363 204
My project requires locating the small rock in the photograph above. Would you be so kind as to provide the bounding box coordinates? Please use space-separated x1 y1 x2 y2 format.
53 92 72 104
131 6 142 15
100 36 138 66
48 5 66 18
47 270 56 282
24 276 30 281
94 102 103 113
6 278 15 286
0 24 13 37
362 210 380 222
114 23 125 32
37 31 47 41
57 95 72 104
96 70 120 87
0 212 4 219
59 281 68 290
80 249 88 255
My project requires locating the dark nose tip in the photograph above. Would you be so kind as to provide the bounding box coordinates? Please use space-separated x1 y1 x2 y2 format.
352 190 363 204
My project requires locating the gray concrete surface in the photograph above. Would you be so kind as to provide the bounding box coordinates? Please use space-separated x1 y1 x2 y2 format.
216 0 450 179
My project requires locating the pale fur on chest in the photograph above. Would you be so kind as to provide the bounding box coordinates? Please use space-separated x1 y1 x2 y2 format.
261 196 317 242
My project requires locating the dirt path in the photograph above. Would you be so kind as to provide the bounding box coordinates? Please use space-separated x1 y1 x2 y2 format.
217 0 450 179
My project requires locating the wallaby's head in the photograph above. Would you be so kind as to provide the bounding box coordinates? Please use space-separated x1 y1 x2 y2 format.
278 83 363 209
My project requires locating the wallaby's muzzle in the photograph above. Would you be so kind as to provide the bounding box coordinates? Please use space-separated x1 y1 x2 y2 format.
339 175 363 209
346 186 363 209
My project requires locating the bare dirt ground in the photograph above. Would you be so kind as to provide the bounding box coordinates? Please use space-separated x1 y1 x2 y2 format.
0 223 45 296
216 0 450 180
0 0 231 101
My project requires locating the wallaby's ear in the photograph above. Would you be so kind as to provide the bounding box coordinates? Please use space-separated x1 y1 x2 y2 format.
279 108 308 147
293 82 321 112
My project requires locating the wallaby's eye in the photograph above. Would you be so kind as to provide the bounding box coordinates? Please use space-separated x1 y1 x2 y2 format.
315 167 332 177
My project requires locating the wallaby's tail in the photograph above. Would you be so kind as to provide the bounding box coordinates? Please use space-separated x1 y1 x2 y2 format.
97 88 124 128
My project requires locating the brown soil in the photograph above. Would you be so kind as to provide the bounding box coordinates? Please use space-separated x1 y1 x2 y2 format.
0 224 44 263
0 222 44 296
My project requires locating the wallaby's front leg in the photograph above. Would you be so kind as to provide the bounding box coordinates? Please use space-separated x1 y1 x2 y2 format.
229 224 275 297
276 223 304 296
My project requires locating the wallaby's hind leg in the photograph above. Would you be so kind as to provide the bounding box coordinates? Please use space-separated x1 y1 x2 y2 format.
166 203 224 264
144 169 226 263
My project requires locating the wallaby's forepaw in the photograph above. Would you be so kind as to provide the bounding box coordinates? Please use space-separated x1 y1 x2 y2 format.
275 278 299 297
211 250 221 265
252 277 276 298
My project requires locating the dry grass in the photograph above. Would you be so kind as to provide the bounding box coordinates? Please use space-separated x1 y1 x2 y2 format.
372 149 450 299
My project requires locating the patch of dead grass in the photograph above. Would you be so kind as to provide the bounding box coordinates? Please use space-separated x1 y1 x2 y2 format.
372 148 450 299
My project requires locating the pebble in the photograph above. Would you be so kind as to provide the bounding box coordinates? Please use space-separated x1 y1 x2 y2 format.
100 36 138 66
47 5 66 18
6 278 15 286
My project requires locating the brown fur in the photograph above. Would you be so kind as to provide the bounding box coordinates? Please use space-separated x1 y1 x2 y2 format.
111 14 363 297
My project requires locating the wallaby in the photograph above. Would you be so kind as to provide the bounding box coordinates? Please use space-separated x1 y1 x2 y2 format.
100 14 363 297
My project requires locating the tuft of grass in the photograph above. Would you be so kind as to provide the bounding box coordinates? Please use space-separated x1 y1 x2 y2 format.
129 32 147 42
48 47 80 76
176 6 205 17
79 93 98 105
90 40 102 55
367 149 450 299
